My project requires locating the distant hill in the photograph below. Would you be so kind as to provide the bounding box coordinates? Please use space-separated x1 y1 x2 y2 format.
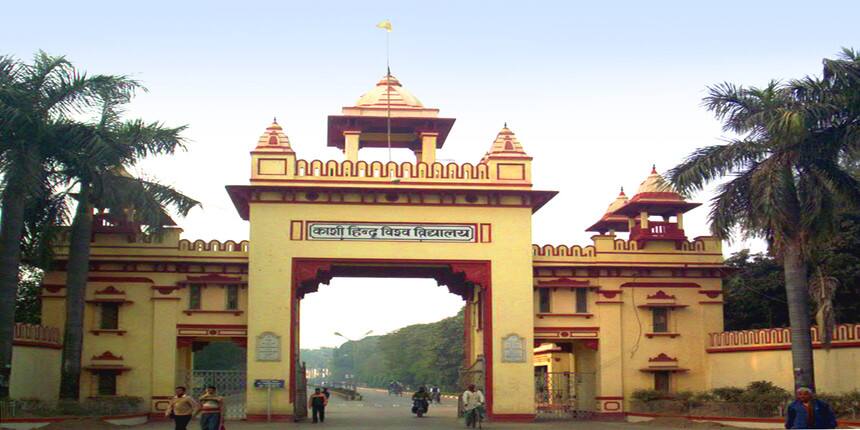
302 308 464 391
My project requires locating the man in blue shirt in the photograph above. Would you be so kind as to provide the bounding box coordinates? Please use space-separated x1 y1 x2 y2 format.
785 387 837 429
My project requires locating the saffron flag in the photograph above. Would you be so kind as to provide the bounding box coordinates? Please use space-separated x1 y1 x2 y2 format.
376 19 392 32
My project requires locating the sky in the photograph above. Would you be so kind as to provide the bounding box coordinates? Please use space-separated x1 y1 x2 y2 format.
4 1 858 348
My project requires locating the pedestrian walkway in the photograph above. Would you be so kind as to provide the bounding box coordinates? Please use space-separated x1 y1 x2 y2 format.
134 388 735 429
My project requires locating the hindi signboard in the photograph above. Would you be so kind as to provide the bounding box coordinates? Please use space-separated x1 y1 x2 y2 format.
254 379 285 389
501 334 526 363
306 222 476 242
255 332 281 362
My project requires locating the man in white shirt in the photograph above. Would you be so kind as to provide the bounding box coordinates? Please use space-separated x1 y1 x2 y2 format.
462 384 485 428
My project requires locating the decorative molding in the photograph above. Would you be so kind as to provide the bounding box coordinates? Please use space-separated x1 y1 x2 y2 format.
94 286 125 295
622 282 700 289
698 290 722 299
596 289 622 299
178 273 245 285
646 290 675 300
649 353 677 362
646 333 681 338
182 309 243 316
90 329 127 336
536 313 593 319
92 351 124 361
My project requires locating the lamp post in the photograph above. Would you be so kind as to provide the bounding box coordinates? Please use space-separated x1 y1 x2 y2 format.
334 330 373 390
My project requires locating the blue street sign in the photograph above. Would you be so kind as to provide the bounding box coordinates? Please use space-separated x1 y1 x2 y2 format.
254 379 285 388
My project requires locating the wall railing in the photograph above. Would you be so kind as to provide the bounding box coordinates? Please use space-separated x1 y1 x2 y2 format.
13 323 61 347
707 323 860 352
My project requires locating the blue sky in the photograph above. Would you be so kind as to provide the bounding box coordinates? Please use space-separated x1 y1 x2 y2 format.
5 1 857 347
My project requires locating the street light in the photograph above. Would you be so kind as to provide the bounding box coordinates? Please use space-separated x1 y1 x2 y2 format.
334 330 373 390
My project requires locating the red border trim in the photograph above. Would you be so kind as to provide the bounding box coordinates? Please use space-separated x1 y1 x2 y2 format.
626 412 860 426
288 258 495 417
622 282 701 288
490 413 535 422
707 341 860 353
12 339 62 349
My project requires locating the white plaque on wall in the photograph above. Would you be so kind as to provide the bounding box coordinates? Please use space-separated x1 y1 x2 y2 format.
256 331 281 362
501 334 526 363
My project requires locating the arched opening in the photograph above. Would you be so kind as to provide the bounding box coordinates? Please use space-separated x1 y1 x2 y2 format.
288 259 494 423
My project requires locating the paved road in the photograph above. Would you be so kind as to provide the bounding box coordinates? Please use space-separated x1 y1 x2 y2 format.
128 388 739 429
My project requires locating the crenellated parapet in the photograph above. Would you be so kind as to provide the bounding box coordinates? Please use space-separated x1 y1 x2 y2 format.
293 159 492 181
532 234 723 264
707 323 860 352
177 239 249 253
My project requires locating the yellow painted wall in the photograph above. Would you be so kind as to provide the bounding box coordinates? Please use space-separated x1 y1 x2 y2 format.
246 199 536 417
707 348 860 394
10 346 61 400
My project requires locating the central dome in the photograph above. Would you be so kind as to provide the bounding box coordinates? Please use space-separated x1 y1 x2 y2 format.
353 74 425 109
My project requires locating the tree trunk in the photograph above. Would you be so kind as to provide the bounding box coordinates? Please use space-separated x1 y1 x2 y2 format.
0 184 27 398
782 239 815 391
59 182 94 400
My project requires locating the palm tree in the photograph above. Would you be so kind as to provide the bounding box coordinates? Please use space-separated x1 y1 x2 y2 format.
0 52 136 397
668 49 860 391
56 93 199 399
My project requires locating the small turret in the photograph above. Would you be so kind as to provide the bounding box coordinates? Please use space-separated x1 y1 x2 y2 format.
250 118 296 181
585 188 631 234
480 125 532 183
613 166 701 248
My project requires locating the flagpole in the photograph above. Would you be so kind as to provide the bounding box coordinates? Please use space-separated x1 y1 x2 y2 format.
386 28 392 163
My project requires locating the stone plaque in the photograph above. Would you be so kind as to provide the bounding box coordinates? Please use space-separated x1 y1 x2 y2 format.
255 331 281 362
501 334 526 363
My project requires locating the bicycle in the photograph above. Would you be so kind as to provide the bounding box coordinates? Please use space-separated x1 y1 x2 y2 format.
464 405 484 428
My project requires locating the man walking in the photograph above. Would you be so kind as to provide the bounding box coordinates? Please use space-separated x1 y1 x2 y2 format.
462 384 485 428
785 387 837 429
165 386 196 430
309 387 328 423
196 385 224 430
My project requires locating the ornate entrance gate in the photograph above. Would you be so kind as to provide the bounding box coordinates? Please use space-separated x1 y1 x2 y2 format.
534 371 595 420
178 370 247 420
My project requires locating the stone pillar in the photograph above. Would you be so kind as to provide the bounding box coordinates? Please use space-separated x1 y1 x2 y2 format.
343 131 360 162
419 132 438 164
150 295 180 413
676 212 684 230
245 210 300 421
640 211 649 229
594 297 625 416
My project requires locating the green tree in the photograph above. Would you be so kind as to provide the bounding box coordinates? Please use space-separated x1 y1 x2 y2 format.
56 93 198 399
0 52 134 397
15 266 42 324
669 49 860 390
323 310 465 391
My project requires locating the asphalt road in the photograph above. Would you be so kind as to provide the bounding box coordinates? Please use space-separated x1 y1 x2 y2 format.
125 388 748 429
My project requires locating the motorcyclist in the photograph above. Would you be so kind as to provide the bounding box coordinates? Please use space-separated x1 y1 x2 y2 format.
412 386 431 416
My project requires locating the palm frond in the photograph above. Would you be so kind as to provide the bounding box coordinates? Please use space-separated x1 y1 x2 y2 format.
667 139 769 195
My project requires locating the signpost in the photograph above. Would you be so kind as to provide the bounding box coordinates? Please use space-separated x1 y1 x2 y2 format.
254 379 285 422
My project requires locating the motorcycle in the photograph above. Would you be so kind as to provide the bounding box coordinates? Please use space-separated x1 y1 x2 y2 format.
411 398 429 417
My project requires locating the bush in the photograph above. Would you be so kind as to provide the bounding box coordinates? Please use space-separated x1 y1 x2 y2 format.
711 386 744 402
632 389 664 402
738 381 791 417
630 381 792 418
818 390 860 419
